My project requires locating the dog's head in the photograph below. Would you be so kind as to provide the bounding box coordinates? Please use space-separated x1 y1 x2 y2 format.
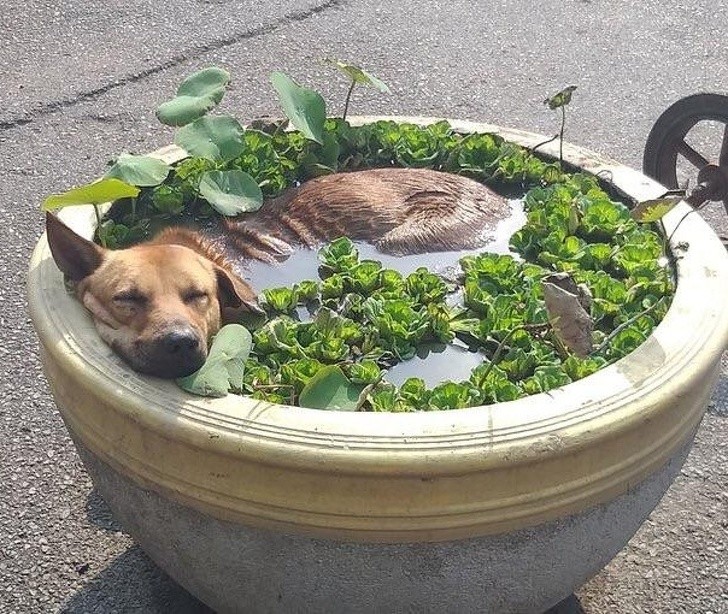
45 213 261 378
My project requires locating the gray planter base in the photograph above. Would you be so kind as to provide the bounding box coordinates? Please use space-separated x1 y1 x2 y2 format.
75 433 694 614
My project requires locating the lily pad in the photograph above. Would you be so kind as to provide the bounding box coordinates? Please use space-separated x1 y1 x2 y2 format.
270 71 326 144
298 365 364 410
42 178 140 211
198 170 263 216
156 67 230 127
323 59 390 92
177 324 252 397
175 115 246 162
105 153 171 187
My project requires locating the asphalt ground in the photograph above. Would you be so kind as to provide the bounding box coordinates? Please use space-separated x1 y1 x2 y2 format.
1 1 727 612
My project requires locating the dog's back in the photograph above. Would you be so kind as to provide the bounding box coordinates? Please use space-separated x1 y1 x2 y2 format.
221 168 509 261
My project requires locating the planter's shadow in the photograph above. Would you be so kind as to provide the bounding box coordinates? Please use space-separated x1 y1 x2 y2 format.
707 371 728 417
546 594 586 613
85 488 124 532
59 545 213 613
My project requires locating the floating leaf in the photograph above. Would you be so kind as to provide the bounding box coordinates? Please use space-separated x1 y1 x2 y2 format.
630 197 680 222
298 365 363 410
198 170 263 216
42 178 140 211
105 153 171 187
156 67 230 126
542 273 593 357
323 59 390 92
544 85 577 110
177 324 252 397
262 287 299 313
270 72 326 144
175 115 246 162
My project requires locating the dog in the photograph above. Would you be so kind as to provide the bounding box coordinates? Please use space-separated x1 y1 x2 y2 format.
46 168 508 378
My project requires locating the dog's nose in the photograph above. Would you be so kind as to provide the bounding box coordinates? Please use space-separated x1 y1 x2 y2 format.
144 328 207 378
161 330 200 355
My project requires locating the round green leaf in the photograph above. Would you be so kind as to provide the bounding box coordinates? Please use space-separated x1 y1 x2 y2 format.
298 365 364 410
174 115 246 162
177 324 252 397
156 67 230 127
104 153 171 187
323 59 390 93
42 178 140 211
270 72 326 144
198 170 263 216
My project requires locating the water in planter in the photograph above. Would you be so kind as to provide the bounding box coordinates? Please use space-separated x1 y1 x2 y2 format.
243 199 526 290
242 198 526 388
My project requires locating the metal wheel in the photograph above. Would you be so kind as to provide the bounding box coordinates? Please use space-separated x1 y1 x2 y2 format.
643 93 728 190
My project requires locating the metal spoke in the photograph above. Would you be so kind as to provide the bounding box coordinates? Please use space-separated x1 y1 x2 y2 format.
719 124 728 166
676 139 709 170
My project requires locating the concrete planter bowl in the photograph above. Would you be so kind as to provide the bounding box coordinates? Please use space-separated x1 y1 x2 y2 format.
29 118 728 613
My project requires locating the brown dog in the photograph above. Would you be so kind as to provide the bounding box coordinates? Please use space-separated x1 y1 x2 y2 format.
45 214 261 378
46 168 507 378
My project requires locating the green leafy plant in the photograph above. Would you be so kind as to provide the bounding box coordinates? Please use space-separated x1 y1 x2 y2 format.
105 154 171 187
536 85 577 169
198 169 264 216
177 324 252 397
175 116 247 162
270 72 327 144
43 178 141 247
323 59 389 121
298 365 364 410
156 67 231 127
45 65 676 411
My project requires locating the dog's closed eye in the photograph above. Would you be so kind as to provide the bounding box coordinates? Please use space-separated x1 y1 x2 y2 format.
113 290 148 305
182 288 209 305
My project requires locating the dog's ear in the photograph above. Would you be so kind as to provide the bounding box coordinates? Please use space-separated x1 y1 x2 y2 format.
45 212 105 281
214 265 265 315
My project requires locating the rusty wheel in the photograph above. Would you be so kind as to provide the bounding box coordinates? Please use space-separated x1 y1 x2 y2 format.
643 93 728 190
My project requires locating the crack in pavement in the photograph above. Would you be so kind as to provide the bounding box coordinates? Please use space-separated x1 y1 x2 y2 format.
0 0 347 132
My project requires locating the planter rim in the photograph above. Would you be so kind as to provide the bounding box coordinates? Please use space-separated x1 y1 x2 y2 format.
29 116 728 541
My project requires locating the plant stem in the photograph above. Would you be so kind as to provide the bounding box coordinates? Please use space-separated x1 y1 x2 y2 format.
531 133 559 154
253 383 296 405
342 79 356 121
559 105 566 169
591 298 665 356
479 323 548 384
93 205 106 248
272 119 289 138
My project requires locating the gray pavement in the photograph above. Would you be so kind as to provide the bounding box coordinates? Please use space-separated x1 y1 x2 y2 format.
1 1 727 612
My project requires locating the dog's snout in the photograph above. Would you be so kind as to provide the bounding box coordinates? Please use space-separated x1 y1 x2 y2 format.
140 327 207 378
162 330 200 355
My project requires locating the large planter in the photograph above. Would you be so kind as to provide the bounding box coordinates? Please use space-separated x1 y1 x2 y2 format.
28 118 728 613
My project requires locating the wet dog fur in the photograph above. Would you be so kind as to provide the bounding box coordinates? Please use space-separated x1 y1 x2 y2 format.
46 168 507 378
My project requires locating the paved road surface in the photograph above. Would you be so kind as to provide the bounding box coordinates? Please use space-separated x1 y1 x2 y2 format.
1 1 727 612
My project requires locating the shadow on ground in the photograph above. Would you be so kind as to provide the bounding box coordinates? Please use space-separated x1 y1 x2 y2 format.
55 490 213 613
85 489 124 533
59 545 212 614
707 372 728 417
546 594 586 613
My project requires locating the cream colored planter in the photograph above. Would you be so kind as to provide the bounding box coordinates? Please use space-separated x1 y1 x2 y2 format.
29 118 728 613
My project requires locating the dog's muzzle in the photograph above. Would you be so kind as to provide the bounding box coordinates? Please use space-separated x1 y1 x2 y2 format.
139 326 207 379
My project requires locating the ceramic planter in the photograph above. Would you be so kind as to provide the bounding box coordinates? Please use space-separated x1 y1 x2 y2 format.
28 118 728 613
